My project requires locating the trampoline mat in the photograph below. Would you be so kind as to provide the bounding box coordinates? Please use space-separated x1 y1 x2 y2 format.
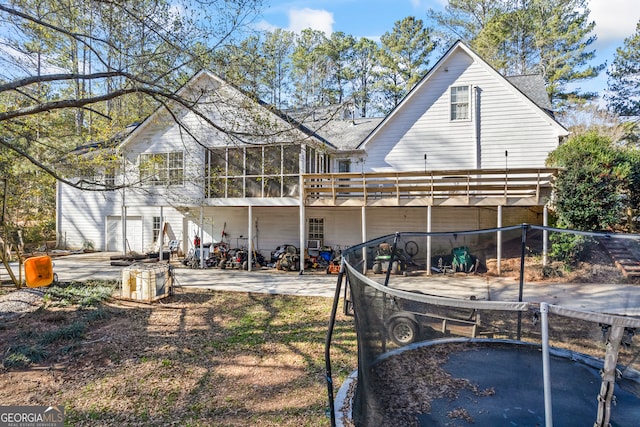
418 343 640 426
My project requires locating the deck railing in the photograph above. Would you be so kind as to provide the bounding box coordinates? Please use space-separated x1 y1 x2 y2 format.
302 168 558 207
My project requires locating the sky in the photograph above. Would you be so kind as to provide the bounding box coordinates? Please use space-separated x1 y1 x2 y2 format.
255 0 640 99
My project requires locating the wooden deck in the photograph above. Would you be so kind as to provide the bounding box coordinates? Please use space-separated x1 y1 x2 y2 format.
303 168 558 207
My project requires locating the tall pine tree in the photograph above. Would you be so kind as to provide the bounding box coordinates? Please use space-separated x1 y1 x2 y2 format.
377 16 435 113
429 0 602 107
606 20 640 117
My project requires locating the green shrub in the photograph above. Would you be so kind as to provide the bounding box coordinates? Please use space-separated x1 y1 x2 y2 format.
549 232 589 264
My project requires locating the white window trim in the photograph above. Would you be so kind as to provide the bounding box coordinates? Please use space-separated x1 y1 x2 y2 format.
450 85 472 122
307 217 325 242
139 151 184 187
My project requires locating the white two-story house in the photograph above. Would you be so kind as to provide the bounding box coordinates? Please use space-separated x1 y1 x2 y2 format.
56 41 568 269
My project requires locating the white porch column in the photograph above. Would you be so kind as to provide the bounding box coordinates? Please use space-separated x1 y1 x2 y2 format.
159 206 164 262
427 205 432 275
299 203 305 273
497 205 503 275
361 205 367 274
122 206 127 255
248 205 253 272
543 205 549 267
299 144 306 274
121 152 127 256
199 206 204 268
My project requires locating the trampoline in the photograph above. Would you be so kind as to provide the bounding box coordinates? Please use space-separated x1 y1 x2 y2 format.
325 225 640 426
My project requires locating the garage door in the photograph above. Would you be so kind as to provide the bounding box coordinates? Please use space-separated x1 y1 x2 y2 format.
106 216 143 253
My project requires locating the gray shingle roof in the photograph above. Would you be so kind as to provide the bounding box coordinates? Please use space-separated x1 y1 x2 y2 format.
506 74 553 111
307 116 383 150
285 105 382 151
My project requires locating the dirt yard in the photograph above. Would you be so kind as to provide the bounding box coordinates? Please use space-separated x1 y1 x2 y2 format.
0 286 357 426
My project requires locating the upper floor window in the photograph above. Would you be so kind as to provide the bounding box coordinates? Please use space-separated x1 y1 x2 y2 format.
76 167 116 190
140 152 184 186
450 85 470 121
105 168 116 189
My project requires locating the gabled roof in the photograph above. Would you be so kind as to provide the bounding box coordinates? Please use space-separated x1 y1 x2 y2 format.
119 70 334 150
357 40 568 150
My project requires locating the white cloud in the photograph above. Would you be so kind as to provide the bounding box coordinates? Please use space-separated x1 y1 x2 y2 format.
589 0 639 44
288 8 334 34
255 19 279 33
0 43 68 77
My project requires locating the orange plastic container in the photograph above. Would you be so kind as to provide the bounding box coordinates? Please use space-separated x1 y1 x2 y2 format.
24 255 54 288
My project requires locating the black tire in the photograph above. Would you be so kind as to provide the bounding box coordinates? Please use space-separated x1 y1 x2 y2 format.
404 240 419 257
387 317 418 346
242 260 248 270
391 260 401 275
219 260 226 269
372 262 382 274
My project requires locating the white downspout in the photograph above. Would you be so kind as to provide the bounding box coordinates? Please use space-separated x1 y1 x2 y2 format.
474 85 481 169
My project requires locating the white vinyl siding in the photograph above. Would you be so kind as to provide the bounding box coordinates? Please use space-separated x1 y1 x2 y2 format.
363 49 562 172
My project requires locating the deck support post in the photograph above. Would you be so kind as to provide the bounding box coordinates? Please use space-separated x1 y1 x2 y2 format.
299 202 305 274
427 205 432 275
543 205 548 267
199 206 204 269
248 204 253 271
497 205 503 275
159 206 164 262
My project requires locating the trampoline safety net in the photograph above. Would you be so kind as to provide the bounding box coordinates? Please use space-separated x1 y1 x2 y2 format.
326 225 640 427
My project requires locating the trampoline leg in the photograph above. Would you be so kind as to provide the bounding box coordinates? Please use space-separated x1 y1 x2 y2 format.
540 303 553 427
595 324 624 427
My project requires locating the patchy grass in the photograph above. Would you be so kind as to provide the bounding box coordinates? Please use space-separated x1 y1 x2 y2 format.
44 280 117 307
0 287 357 426
2 281 117 368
